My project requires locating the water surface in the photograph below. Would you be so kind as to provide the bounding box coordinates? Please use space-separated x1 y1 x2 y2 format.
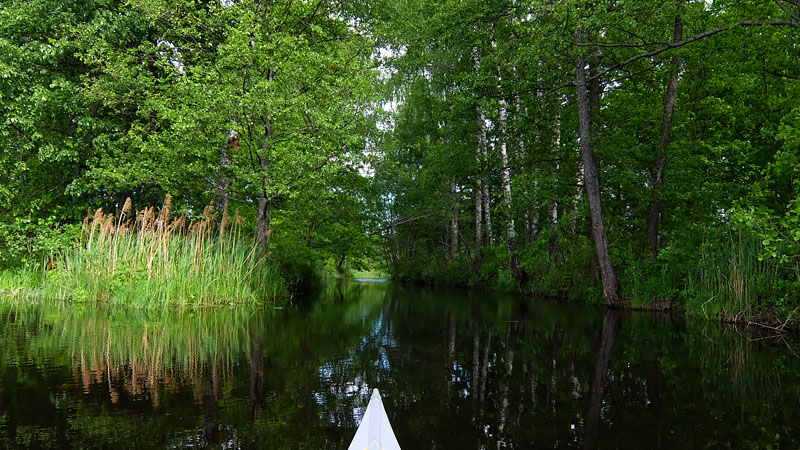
1 281 798 448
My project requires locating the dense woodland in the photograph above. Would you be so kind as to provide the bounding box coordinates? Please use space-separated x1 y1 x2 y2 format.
0 0 799 323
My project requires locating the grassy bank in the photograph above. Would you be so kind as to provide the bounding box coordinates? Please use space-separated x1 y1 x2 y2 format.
0 197 287 307
384 232 800 330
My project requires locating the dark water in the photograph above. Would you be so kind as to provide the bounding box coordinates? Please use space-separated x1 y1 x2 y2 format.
1 281 799 449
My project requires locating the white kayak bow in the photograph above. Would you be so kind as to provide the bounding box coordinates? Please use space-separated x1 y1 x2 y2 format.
347 388 401 450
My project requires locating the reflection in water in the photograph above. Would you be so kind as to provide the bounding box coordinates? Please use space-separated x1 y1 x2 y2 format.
583 310 620 450
1 281 799 449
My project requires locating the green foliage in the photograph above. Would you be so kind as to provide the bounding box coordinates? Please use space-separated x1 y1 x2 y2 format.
0 0 381 291
368 0 800 326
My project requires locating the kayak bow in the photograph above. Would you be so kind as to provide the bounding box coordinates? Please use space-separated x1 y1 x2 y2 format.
347 388 401 450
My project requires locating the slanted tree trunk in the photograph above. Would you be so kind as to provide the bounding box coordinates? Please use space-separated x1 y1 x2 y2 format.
647 12 683 259
576 28 621 306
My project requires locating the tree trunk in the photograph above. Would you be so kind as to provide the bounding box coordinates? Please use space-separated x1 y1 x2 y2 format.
528 182 540 240
498 99 514 239
483 183 493 247
450 183 459 259
256 181 271 251
256 70 275 253
475 98 484 254
450 211 459 259
498 97 524 284
214 130 238 214
475 181 483 254
256 140 272 252
647 12 683 259
571 160 585 235
474 48 492 251
479 111 494 249
548 112 561 228
549 111 562 254
576 28 621 306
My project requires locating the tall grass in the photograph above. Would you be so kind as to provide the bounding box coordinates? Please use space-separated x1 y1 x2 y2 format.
686 232 779 322
40 196 286 307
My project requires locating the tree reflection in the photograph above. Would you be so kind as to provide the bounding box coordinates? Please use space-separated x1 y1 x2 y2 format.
0 284 799 449
583 309 621 450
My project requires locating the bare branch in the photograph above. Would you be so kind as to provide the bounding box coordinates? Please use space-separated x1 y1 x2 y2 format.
774 0 800 21
764 68 800 80
591 20 800 82
572 41 669 49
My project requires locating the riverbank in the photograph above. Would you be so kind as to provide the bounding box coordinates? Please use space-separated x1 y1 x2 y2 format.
386 235 800 332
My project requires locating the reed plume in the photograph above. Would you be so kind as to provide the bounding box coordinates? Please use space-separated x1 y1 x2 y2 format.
88 208 103 251
51 196 286 306
156 194 172 230
81 210 91 242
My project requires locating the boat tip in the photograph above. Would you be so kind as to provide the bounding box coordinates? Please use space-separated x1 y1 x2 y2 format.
371 388 380 399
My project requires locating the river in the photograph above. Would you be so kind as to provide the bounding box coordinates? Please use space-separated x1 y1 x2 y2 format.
0 280 798 448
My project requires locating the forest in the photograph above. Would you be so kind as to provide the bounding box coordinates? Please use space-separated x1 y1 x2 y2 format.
0 0 798 326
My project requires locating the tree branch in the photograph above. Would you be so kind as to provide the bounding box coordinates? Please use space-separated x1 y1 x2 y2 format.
774 0 800 21
591 20 800 82
376 213 434 233
764 68 800 80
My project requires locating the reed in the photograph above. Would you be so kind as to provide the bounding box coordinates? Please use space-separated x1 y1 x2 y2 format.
686 232 779 322
40 197 286 307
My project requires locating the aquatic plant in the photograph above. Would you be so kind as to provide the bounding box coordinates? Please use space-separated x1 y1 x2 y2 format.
39 196 287 307
686 232 781 323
